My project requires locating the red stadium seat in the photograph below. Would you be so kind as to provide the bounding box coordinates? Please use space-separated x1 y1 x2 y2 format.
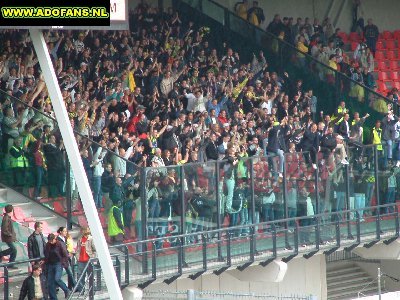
382 31 393 40
12 206 35 222
351 42 358 51
378 72 389 82
386 50 395 61
376 61 387 71
53 202 65 216
390 71 399 81
378 81 388 93
376 41 385 51
349 32 361 42
393 30 400 40
393 81 400 90
375 51 385 61
386 40 396 50
389 60 400 70
337 31 348 42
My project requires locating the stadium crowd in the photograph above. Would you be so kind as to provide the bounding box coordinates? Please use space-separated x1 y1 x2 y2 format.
0 1 398 254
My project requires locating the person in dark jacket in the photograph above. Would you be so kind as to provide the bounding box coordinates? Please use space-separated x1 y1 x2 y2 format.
43 135 66 198
27 222 46 263
81 148 94 189
337 113 350 139
56 227 76 290
267 120 286 176
0 204 18 268
191 187 214 235
205 132 219 161
300 123 319 168
101 163 115 213
319 126 337 162
45 233 70 299
161 122 179 151
18 264 48 300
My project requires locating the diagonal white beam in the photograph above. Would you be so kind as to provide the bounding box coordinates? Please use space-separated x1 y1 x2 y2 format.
30 28 123 300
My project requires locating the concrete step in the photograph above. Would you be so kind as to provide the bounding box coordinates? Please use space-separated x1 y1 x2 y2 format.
327 265 362 276
327 269 366 281
328 285 378 300
328 277 375 293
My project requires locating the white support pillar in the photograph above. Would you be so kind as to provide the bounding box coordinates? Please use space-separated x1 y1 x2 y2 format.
29 29 123 300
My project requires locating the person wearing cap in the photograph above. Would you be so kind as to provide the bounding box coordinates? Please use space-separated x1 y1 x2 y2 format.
335 134 349 165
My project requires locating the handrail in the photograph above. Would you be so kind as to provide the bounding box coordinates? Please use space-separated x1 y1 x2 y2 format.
111 203 397 249
67 259 93 299
1 256 45 300
0 256 44 267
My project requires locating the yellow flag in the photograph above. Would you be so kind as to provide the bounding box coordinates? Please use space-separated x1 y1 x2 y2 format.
232 77 249 100
128 71 136 92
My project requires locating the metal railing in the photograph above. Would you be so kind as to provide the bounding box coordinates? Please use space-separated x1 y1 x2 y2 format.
2 201 399 299
143 290 313 300
63 202 399 299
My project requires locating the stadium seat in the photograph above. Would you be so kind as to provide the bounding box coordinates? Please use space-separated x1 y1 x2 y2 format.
389 60 400 70
386 51 396 60
393 81 400 90
382 31 393 40
390 71 399 81
12 206 35 222
378 72 389 82
351 42 358 51
394 30 400 40
376 61 387 71
337 31 348 42
376 41 385 51
378 81 388 93
349 32 361 42
386 40 396 50
375 51 385 61
53 201 65 215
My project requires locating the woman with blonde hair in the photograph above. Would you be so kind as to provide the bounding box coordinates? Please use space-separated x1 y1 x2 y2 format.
75 227 96 292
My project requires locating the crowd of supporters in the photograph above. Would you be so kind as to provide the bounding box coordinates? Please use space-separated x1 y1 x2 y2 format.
0 1 399 249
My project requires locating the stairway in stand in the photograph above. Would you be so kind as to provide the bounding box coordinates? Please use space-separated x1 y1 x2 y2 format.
327 261 379 300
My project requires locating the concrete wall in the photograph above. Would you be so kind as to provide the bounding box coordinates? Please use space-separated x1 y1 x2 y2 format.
212 0 400 32
144 254 327 299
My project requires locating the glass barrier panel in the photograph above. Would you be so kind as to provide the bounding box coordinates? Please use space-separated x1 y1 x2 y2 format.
144 165 182 249
348 145 378 219
182 160 218 245
201 0 225 25
228 13 256 43
283 151 316 223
